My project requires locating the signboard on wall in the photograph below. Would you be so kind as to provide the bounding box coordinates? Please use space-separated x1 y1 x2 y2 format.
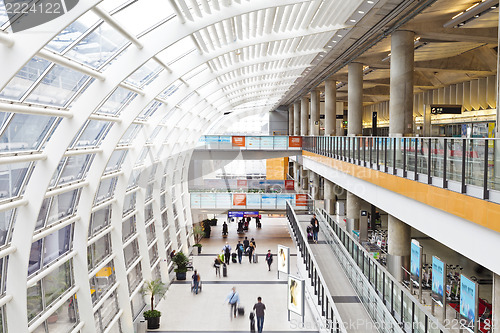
232 136 245 147
431 256 445 307
278 245 290 274
295 194 308 206
288 136 302 148
285 180 294 190
430 104 462 114
460 275 478 332
233 193 247 206
288 276 305 317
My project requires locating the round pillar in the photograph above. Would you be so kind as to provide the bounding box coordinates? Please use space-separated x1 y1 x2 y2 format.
309 171 319 200
324 179 336 215
348 63 363 136
346 191 361 233
293 101 301 135
300 96 309 136
288 105 294 135
389 30 414 136
387 215 411 282
310 90 320 136
325 79 336 136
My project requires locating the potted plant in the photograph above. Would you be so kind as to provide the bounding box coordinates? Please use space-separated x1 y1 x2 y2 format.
172 251 189 280
192 225 204 254
201 219 211 238
141 279 168 329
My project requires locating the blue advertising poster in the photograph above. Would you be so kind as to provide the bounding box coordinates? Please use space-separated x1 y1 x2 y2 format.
260 136 273 149
246 194 261 208
261 194 277 209
228 211 259 218
274 136 288 149
410 240 421 282
276 194 294 208
219 135 232 149
431 256 445 306
460 275 477 328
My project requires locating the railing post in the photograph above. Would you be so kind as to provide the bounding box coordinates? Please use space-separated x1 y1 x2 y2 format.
484 139 489 199
403 138 407 178
376 137 380 170
363 137 366 167
414 138 418 180
461 139 466 193
369 137 373 168
392 138 397 175
428 138 432 184
443 138 448 189
384 138 388 172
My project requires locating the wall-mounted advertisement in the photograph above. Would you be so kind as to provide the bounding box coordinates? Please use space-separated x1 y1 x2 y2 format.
288 136 302 148
232 136 245 147
278 245 290 274
274 136 288 149
237 179 247 188
410 240 422 283
215 193 232 208
246 136 261 149
277 194 294 209
285 180 294 190
460 274 478 332
261 194 277 209
260 136 273 149
295 194 308 206
431 256 445 307
219 135 232 149
246 193 261 208
190 193 201 208
200 193 216 208
205 135 219 149
232 193 247 206
288 276 305 317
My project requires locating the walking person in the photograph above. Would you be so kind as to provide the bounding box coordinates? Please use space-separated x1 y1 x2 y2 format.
243 237 250 251
248 241 255 263
225 287 240 319
311 214 319 243
236 241 244 264
253 297 266 333
214 256 222 277
223 242 232 265
265 250 273 271
192 270 200 294
250 238 257 263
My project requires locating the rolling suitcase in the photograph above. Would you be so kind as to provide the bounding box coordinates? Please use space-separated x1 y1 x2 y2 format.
237 306 245 316
232 253 237 263
223 263 227 277
253 253 258 263
307 232 313 242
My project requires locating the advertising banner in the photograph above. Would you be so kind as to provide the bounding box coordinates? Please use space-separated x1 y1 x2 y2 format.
215 193 232 208
237 179 247 188
431 256 445 306
246 136 261 149
260 136 273 149
190 193 201 208
410 240 422 283
278 245 290 274
289 136 303 148
219 135 232 149
288 276 305 316
277 194 294 209
460 275 477 331
261 194 277 209
285 180 295 190
246 194 261 208
232 136 245 147
274 136 288 150
232 193 247 206
200 193 216 208
295 194 308 206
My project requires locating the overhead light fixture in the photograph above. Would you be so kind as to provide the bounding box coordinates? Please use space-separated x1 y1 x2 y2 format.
367 0 374 3
358 10 365 14
443 0 497 28
337 34 342 37
350 19 356 22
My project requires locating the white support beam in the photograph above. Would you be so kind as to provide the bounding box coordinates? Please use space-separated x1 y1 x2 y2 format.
0 102 72 118
38 49 106 81
154 56 173 73
44 181 89 198
64 148 103 156
119 82 145 96
168 0 186 24
92 6 144 49
0 31 14 47
0 153 46 165
88 114 122 123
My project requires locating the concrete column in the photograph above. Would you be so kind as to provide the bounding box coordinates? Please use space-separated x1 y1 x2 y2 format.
301 167 308 191
325 79 336 136
346 191 361 233
493 273 500 332
348 63 363 136
295 164 302 191
309 171 319 200
293 101 301 135
387 215 411 282
310 90 320 136
288 105 294 135
389 30 415 136
300 96 309 136
324 179 336 214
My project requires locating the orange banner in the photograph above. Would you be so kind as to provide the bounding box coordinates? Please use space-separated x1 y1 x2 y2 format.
288 136 302 148
233 193 247 206
295 194 307 206
285 180 295 190
237 179 247 187
232 136 246 147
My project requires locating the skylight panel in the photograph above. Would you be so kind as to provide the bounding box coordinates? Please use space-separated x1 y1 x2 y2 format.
113 0 175 36
126 59 163 88
95 87 137 115
0 57 51 101
156 36 196 65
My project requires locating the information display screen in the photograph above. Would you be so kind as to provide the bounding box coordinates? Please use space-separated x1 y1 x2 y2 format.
431 256 445 306
460 275 477 331
410 240 421 282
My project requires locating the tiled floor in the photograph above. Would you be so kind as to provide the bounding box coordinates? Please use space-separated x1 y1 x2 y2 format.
152 215 318 332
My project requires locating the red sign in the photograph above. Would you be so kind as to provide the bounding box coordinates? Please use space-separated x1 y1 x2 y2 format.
288 136 302 148
233 193 247 206
232 136 246 147
237 179 247 187
295 194 308 206
285 180 294 190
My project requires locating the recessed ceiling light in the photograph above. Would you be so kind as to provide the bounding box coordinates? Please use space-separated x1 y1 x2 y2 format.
337 34 342 37
350 19 356 22
358 10 364 14
367 0 374 3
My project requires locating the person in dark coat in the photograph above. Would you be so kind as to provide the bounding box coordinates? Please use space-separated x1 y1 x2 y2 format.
248 242 255 263
310 214 319 243
236 241 244 264
265 250 273 271
223 242 232 265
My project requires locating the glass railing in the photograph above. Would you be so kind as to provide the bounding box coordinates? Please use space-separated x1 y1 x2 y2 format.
317 208 449 333
188 179 296 193
304 136 500 201
196 135 302 150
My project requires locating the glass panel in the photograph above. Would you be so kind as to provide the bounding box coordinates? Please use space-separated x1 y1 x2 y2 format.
104 150 127 174
125 59 163 88
50 154 95 187
413 305 426 333
42 260 72 307
94 177 117 204
24 65 89 107
447 139 463 182
402 293 412 330
395 139 403 169
0 208 15 247
158 80 182 100
43 224 73 267
123 240 139 268
406 138 416 173
28 239 43 276
65 22 128 69
0 113 55 152
137 100 162 120
45 190 80 227
113 0 174 36
130 291 146 319
467 139 486 187
88 234 111 270
98 292 119 330
89 262 116 305
417 139 429 175
135 147 150 165
145 223 156 245
119 124 141 145
431 138 445 178
122 192 136 215
95 87 137 115
0 161 31 201
0 57 51 101
156 36 196 65
0 0 9 26
89 205 111 236
46 295 79 332
127 262 142 292
74 120 112 148
127 170 140 189
393 287 401 322
387 138 394 169
149 244 158 265
144 203 153 222
46 11 100 53
27 282 43 323
122 215 136 242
